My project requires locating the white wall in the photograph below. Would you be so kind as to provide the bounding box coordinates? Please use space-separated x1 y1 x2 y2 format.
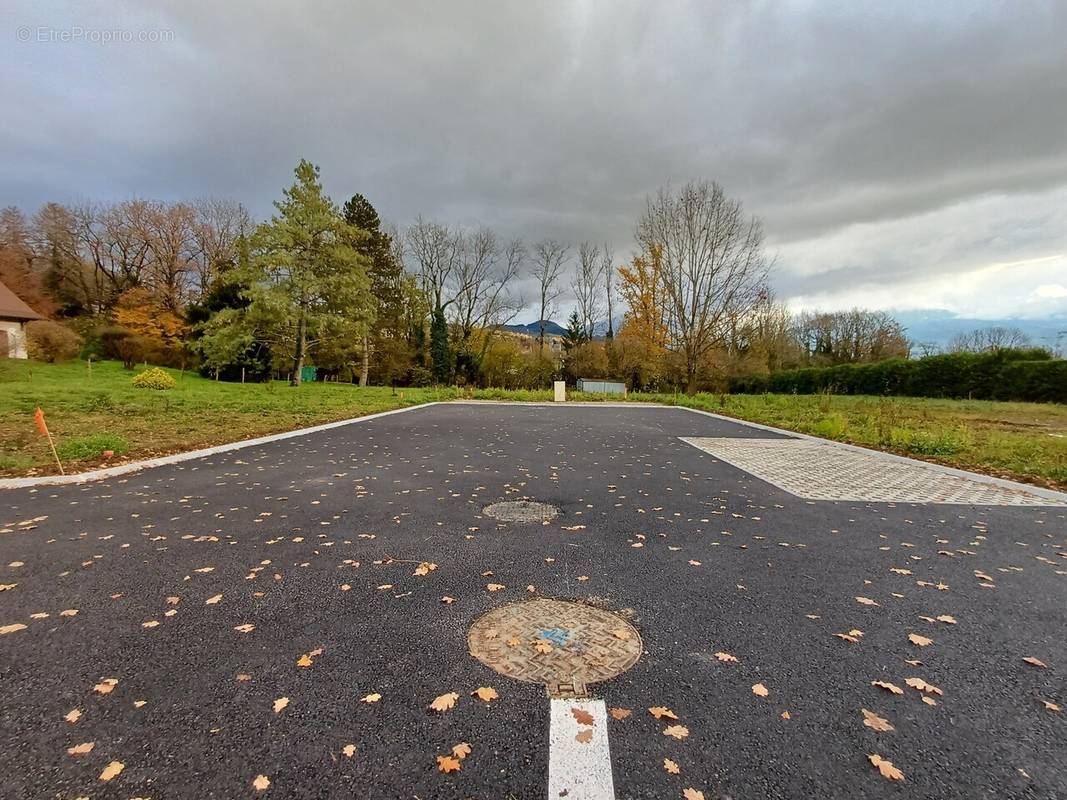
0 320 28 359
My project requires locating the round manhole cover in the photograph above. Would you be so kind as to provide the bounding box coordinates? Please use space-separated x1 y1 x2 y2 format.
468 599 642 697
483 500 559 523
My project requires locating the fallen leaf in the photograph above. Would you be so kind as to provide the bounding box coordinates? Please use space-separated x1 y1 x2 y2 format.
871 680 904 695
253 774 270 791
429 692 459 712
935 615 957 624
234 623 255 633
440 596 456 604
861 708 894 732
0 623 28 635
533 640 553 654
714 652 738 663
612 628 632 640
65 709 82 723
663 724 690 739
67 741 95 756
413 561 438 576
571 707 595 726
1042 700 1061 712
452 742 472 759
908 633 933 647
752 683 769 697
486 583 505 592
609 707 632 720
296 654 314 668
682 788 705 800
436 755 462 773
834 633 861 644
473 686 498 702
904 677 943 696
361 693 381 703
1023 656 1048 668
342 744 356 757
99 761 124 782
575 729 593 743
855 596 879 606
868 753 904 781
273 697 289 713
205 594 223 605
649 706 678 720
94 678 118 695
664 758 680 774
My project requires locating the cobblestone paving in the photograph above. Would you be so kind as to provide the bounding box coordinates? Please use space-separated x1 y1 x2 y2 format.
682 436 1066 506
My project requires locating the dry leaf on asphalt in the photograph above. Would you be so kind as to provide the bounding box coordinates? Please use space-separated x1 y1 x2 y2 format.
67 741 95 756
752 683 769 697
273 697 289 713
663 724 689 739
908 633 933 647
664 758 680 774
861 709 894 732
855 596 879 606
429 692 459 712
1023 656 1048 668
99 761 124 782
413 561 438 576
440 596 456 604
361 693 381 703
871 680 904 695
904 677 943 696
609 708 632 720
868 753 904 781
65 709 82 723
486 583 505 592
205 594 223 605
473 687 498 702
234 623 255 633
571 707 595 726
253 774 270 790
682 789 705 800
0 623 28 635
714 652 738 663
649 706 678 720
1042 700 1061 712
437 755 462 773
452 742 472 759
342 744 356 757
575 729 593 743
94 678 118 695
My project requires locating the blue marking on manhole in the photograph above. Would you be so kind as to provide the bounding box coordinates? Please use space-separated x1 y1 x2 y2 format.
538 627 572 646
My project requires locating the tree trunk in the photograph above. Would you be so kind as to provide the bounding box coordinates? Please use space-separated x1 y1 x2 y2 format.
291 312 306 386
359 335 369 387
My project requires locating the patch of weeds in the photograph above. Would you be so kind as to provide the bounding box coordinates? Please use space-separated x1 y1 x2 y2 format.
56 433 130 461
813 412 849 439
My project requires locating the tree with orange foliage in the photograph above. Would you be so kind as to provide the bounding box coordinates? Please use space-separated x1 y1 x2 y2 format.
617 244 668 349
111 286 188 345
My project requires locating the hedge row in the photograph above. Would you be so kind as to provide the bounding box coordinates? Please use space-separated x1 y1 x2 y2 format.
730 349 1067 403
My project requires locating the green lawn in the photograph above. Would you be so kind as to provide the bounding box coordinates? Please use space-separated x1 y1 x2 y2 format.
2 359 1065 489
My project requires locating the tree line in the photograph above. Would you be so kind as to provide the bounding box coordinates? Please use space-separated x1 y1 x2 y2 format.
2 160 1047 392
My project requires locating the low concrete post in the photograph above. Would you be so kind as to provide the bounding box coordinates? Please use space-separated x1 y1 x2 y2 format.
553 381 566 402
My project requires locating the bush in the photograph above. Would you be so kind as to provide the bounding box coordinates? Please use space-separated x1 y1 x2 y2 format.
730 349 1066 403
56 432 129 462
132 367 176 390
25 320 83 363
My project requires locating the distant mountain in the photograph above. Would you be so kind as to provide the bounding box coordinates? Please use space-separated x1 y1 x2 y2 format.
502 320 568 337
892 309 1067 351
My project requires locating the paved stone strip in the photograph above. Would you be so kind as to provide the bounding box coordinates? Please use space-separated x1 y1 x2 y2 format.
682 436 1067 505
547 698 616 800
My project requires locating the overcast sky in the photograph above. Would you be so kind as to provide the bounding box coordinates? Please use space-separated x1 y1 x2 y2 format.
3 0 1066 322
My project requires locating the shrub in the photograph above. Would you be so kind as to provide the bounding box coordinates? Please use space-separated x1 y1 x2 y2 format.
56 432 129 462
25 320 83 363
132 367 176 390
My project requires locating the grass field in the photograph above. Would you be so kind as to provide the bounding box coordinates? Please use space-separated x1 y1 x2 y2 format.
2 358 1065 488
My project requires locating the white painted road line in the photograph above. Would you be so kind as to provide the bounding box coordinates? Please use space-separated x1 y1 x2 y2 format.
548 697 615 800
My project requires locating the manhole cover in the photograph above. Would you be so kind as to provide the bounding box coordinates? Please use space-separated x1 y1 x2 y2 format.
468 599 642 697
483 500 559 523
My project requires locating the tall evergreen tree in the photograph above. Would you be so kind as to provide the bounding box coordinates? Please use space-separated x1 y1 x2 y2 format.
429 305 451 384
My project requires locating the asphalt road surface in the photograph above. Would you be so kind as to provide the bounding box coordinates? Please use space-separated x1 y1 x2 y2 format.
1 403 1064 800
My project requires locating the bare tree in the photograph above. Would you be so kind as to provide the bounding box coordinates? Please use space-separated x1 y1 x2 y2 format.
948 325 1032 353
636 180 770 393
191 198 252 293
405 217 464 313
531 239 569 356
572 242 603 340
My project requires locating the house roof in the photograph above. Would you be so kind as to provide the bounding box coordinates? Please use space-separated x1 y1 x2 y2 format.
0 279 44 321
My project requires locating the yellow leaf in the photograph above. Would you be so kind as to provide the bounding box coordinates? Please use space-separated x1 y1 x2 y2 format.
296 654 313 668
436 755 462 773
534 640 553 654
649 706 678 720
99 761 124 782
714 652 738 663
342 744 356 757
473 686 498 702
429 692 459 712
361 693 381 703
664 758 680 774
871 680 904 695
663 724 689 739
868 753 904 781
752 683 769 698
861 708 894 732
682 788 706 800
908 633 933 647
67 741 95 756
273 697 289 713
252 774 270 791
